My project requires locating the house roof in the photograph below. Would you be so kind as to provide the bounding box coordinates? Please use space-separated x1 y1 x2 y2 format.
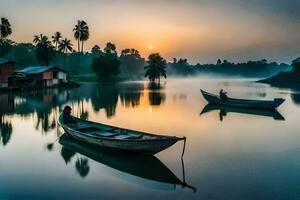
17 66 67 74
0 58 13 65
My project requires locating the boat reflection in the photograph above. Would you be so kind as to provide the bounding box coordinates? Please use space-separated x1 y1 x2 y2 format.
59 134 196 192
0 116 12 146
200 103 285 121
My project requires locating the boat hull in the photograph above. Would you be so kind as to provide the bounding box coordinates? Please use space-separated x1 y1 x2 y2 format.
201 90 285 109
59 115 182 154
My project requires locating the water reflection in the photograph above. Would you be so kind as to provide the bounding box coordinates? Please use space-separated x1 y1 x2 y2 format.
119 82 144 108
291 93 300 105
147 82 166 106
91 84 119 118
61 146 76 164
200 103 285 121
75 157 90 178
59 134 196 191
0 116 12 146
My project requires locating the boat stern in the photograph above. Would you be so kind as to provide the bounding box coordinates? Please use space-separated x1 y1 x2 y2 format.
273 98 285 108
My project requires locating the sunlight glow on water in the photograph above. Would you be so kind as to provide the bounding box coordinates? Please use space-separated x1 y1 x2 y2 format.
0 78 300 199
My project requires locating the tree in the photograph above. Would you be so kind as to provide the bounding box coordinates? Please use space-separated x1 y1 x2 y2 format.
120 48 145 79
33 34 55 65
91 45 102 57
144 53 167 82
51 32 62 51
0 39 13 56
216 59 222 66
104 42 117 54
91 43 121 81
292 57 300 73
73 20 89 53
0 18 12 39
170 58 190 75
58 38 73 66
0 18 13 56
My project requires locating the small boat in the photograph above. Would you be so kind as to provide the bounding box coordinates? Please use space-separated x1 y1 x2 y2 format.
58 114 185 154
59 134 196 192
200 103 285 121
200 89 285 109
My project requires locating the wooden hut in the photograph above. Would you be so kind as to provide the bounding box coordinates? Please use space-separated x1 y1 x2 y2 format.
17 66 68 87
0 58 15 88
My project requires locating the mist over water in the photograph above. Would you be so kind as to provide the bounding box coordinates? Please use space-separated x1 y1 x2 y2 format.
1 78 300 199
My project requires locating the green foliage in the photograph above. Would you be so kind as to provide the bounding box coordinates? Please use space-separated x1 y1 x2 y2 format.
0 18 12 39
119 48 145 79
12 43 38 66
51 32 62 50
104 42 117 54
170 58 191 75
91 45 102 57
292 57 300 73
58 38 73 53
73 20 89 52
33 34 55 65
0 39 13 56
144 53 167 82
58 38 73 66
91 43 121 81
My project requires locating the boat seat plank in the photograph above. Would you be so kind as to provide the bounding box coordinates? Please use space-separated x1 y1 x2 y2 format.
114 133 143 140
92 131 117 137
68 123 93 129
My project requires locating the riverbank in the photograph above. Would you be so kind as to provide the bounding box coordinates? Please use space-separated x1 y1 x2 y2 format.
0 81 79 93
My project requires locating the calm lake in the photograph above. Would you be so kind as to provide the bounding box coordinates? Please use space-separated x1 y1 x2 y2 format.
1 78 300 199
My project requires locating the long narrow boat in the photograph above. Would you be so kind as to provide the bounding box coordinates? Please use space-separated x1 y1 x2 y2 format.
59 134 196 192
58 114 185 154
200 89 285 109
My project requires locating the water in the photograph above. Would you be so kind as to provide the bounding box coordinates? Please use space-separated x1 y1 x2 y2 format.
1 78 300 199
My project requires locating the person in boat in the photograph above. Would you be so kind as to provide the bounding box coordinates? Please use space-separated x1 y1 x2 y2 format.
219 89 228 101
62 106 77 124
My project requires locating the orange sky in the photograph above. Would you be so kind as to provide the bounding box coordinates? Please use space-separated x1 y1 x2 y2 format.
0 0 299 63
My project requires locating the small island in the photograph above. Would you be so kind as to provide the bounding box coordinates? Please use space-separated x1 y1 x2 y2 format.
258 58 300 89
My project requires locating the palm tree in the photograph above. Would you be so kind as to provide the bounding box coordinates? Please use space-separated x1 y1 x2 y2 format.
0 18 12 39
58 38 73 66
51 32 62 50
144 53 167 82
33 34 54 65
73 20 89 53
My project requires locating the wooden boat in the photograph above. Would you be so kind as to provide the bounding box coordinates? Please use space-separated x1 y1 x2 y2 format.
58 114 185 154
200 103 285 120
200 89 285 109
59 134 196 191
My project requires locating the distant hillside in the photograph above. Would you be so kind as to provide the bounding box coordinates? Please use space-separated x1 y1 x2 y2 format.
167 59 292 78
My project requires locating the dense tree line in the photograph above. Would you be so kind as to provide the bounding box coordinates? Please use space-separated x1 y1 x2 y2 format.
168 58 291 78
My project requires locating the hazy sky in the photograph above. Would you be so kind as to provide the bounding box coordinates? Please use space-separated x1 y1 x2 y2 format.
0 0 299 63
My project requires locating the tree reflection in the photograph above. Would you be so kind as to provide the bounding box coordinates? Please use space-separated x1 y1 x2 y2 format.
61 146 76 164
119 82 144 108
91 84 118 118
0 116 12 146
75 157 90 178
147 82 166 106
149 92 166 106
